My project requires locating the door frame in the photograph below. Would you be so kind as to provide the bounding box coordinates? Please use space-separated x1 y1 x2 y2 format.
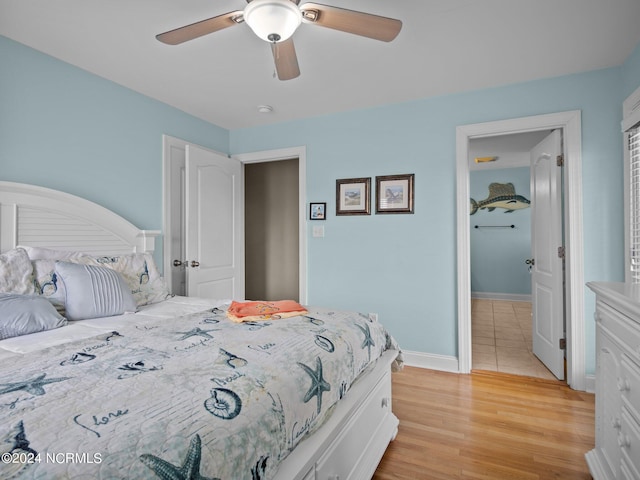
232 146 308 304
456 110 585 390
162 134 187 294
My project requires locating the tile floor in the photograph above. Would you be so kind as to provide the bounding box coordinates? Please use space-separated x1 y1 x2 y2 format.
471 298 557 380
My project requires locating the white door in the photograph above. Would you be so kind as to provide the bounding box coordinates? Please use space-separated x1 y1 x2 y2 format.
530 129 564 379
184 144 244 300
165 139 187 296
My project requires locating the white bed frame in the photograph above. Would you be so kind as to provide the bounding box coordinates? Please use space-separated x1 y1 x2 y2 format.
0 181 399 480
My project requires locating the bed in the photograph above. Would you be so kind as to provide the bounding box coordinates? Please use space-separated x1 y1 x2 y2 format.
0 181 401 480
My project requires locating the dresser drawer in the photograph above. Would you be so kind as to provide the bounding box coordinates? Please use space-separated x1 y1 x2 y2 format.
620 408 640 480
621 355 640 423
598 300 640 361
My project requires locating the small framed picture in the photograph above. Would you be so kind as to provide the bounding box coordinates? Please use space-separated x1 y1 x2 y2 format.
310 202 326 220
376 174 415 214
336 177 371 216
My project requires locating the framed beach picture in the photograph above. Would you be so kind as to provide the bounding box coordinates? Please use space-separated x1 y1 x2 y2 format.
309 202 326 220
376 174 414 214
336 177 371 216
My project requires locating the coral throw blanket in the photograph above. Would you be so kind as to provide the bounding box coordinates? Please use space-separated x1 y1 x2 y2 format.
226 300 308 322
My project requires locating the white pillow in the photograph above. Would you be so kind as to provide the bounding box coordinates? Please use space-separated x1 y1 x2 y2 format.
24 247 87 315
19 245 87 261
0 293 67 340
0 248 36 295
55 261 137 321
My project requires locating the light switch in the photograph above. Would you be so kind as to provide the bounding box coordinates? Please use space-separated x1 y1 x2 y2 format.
312 225 325 238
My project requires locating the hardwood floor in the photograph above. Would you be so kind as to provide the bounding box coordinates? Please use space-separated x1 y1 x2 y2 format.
373 367 594 480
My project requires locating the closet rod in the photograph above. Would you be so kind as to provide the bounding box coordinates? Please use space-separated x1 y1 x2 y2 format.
474 225 515 229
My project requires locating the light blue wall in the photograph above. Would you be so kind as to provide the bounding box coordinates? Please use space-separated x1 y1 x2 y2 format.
470 168 531 296
3 32 639 377
231 67 626 369
0 35 229 231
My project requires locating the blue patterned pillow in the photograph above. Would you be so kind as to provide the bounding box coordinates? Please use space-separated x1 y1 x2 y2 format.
82 253 170 306
55 261 137 321
31 259 67 315
0 293 67 340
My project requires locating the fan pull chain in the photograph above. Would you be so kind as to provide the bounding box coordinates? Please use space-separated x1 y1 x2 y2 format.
272 38 279 78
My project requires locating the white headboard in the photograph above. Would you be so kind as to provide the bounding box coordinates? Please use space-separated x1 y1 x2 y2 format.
0 182 160 255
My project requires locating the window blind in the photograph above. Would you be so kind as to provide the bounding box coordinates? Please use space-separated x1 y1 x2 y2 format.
629 124 640 282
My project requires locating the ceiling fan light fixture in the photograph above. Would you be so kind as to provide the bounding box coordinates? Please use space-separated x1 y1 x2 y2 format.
244 0 302 43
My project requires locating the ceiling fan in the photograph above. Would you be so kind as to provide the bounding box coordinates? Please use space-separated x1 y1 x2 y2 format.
156 0 402 81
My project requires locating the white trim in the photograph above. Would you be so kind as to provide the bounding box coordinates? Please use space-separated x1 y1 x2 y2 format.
471 292 532 302
162 134 184 289
456 111 586 391
622 84 640 132
584 374 595 394
232 147 308 304
402 350 459 373
623 85 640 283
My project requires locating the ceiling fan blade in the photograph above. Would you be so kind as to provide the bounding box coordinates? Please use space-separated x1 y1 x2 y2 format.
300 3 401 42
271 38 300 81
156 11 243 45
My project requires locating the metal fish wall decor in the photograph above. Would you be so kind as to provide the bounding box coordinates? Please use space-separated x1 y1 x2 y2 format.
470 182 530 215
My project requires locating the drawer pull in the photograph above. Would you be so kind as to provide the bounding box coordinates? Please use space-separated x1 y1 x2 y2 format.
611 417 621 429
617 433 631 449
617 377 631 392
381 397 390 408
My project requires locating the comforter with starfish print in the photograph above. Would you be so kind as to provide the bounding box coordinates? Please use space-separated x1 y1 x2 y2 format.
0 302 401 479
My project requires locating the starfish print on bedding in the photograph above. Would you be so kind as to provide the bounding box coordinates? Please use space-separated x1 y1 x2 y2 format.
355 322 375 361
140 434 219 480
297 356 331 414
175 327 215 341
0 373 70 397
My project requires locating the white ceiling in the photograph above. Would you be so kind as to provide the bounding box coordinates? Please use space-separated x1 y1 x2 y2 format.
1 0 639 130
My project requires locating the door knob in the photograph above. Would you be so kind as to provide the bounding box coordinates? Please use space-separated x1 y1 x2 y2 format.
173 259 183 267
525 258 535 265
190 260 200 268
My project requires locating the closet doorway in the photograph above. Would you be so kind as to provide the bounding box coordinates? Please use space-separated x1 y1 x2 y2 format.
244 158 299 301
456 111 586 391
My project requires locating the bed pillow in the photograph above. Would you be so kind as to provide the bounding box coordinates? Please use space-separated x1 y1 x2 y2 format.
82 253 170 307
23 247 89 315
0 248 36 295
55 261 137 321
31 259 68 315
0 293 67 340
18 245 87 261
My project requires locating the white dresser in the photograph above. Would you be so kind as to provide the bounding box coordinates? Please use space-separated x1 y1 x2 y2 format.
587 282 640 480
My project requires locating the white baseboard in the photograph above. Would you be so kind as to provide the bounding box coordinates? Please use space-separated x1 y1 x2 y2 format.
402 350 593 393
402 350 459 373
471 292 532 302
